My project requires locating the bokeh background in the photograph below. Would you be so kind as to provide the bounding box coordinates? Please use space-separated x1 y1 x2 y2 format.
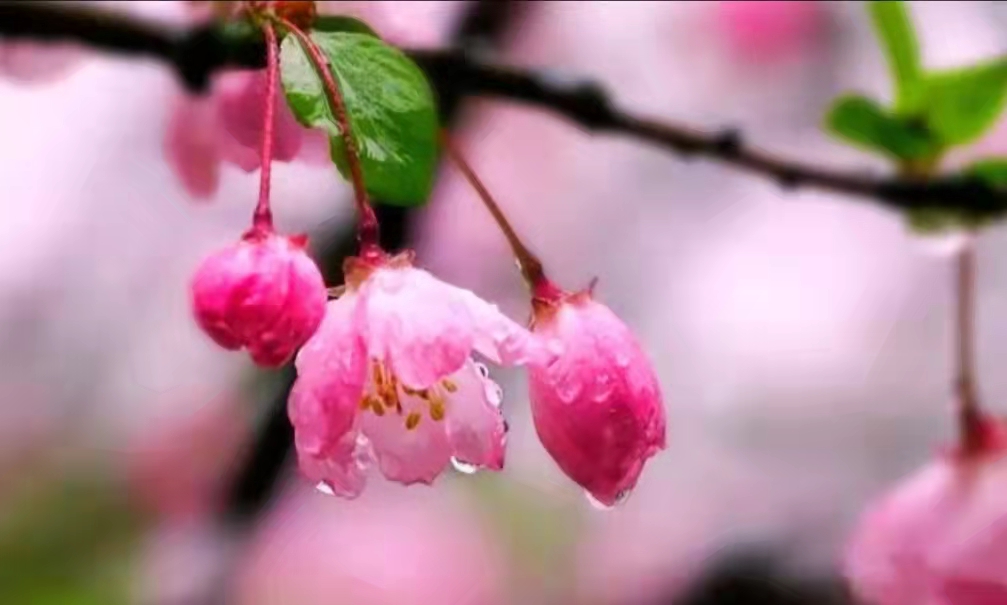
2 1 1006 603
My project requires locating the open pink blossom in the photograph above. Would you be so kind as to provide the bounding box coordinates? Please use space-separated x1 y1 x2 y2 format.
289 251 543 497
191 229 327 367
164 69 329 199
528 286 666 507
844 419 1007 605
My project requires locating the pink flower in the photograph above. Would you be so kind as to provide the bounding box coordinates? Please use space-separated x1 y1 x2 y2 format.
164 69 329 199
288 251 543 497
844 420 1007 605
528 287 666 507
191 229 327 367
0 41 83 84
234 487 506 605
714 1 822 64
126 395 250 522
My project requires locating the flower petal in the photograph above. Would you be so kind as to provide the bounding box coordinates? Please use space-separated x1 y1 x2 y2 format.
359 387 453 486
289 294 370 496
444 360 506 471
455 287 547 366
361 267 475 389
164 95 221 199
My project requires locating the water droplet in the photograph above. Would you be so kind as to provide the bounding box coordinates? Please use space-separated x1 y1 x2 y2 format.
475 362 490 379
315 481 336 496
486 382 504 408
502 419 510 434
584 489 630 510
451 457 478 474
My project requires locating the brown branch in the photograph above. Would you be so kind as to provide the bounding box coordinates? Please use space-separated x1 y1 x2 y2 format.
1 1 1006 219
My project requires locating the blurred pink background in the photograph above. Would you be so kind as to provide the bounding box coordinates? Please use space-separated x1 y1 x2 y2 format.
3 1 1007 604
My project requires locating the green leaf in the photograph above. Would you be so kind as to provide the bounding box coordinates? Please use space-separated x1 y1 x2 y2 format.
311 15 380 37
868 1 923 114
280 31 439 207
922 59 1007 146
966 157 1007 188
825 94 938 160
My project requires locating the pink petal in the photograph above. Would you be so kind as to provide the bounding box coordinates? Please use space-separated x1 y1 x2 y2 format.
214 69 303 168
444 360 506 471
938 578 1007 605
290 294 370 497
164 94 222 199
361 266 477 389
298 129 334 166
529 297 666 506
358 383 453 486
215 71 268 151
361 265 540 389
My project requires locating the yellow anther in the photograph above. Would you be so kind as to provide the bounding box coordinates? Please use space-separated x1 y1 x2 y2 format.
405 412 422 430
441 378 458 393
429 400 445 422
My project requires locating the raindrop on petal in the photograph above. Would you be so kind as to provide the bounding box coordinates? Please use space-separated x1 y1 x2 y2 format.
475 362 490 379
451 457 478 475
315 481 336 496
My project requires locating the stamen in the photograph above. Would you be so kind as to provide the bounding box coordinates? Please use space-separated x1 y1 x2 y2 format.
441 378 458 393
429 400 445 422
405 412 422 430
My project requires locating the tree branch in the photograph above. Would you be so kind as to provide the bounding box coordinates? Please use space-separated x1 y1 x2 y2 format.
1 0 1005 218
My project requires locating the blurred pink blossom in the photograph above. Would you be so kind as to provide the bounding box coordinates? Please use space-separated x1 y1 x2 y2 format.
126 394 250 522
318 1 459 48
164 69 329 200
713 1 822 64
235 486 506 605
844 422 1007 605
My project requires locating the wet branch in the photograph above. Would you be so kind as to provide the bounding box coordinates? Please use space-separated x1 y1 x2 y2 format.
2 1 1006 219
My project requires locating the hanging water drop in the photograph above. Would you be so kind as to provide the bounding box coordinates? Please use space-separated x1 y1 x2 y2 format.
451 457 478 475
585 489 630 510
475 362 490 379
315 481 336 496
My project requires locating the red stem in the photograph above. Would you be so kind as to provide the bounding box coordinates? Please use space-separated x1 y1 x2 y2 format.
281 19 380 253
439 131 562 301
251 19 278 233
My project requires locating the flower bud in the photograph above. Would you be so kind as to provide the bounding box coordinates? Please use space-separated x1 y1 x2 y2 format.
844 418 1007 605
191 231 326 367
528 290 666 507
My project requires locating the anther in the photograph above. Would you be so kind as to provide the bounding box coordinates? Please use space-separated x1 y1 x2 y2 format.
405 412 422 430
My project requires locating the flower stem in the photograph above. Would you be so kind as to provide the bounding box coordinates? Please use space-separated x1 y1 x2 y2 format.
251 19 278 233
280 19 380 254
439 130 562 301
956 240 985 453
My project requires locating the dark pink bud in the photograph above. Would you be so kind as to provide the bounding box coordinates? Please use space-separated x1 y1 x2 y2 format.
191 231 327 367
528 289 666 507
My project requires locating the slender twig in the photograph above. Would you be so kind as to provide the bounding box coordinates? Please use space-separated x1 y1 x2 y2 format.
251 19 278 232
956 242 985 453
1 1 1005 219
439 130 548 291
